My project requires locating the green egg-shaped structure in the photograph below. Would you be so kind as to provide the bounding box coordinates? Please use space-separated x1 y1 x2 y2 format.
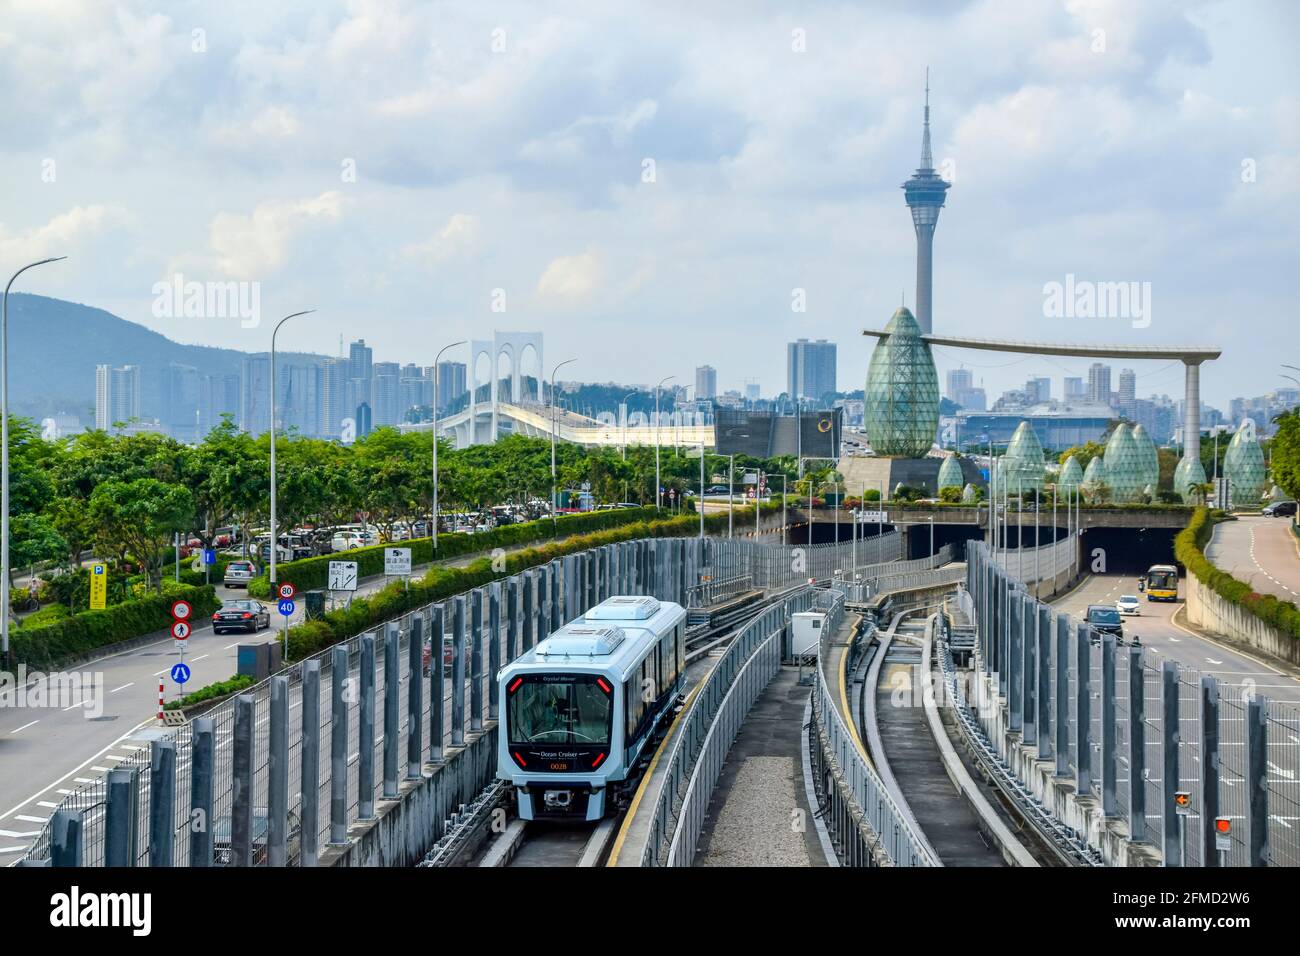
1082 454 1109 503
937 454 964 492
1103 424 1147 503
1223 419 1268 506
1058 454 1083 492
1174 454 1208 503
1130 423 1160 496
864 307 940 458
1002 420 1045 493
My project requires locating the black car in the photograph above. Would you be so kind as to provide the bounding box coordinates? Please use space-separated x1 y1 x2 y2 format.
1086 604 1124 639
1263 501 1297 517
212 600 271 634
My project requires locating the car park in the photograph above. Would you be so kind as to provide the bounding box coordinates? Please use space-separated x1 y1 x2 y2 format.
212 599 271 633
223 559 258 588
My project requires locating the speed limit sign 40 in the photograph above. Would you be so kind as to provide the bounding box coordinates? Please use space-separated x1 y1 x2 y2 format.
278 583 296 600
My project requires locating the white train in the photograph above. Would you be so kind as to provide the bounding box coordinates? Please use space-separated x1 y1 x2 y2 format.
497 595 687 821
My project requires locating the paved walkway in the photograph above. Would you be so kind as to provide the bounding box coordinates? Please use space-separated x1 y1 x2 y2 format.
694 666 827 866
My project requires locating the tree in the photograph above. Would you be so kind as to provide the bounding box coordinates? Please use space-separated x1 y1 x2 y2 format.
1058 440 1107 471
1270 409 1300 501
88 478 194 592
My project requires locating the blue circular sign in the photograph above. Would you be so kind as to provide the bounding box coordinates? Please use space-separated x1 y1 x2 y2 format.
278 599 295 617
170 663 191 685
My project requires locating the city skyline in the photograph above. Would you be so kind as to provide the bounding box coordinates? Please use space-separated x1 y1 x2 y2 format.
1 3 1294 412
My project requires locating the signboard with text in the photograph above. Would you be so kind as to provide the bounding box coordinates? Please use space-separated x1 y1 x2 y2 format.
328 560 359 592
384 547 412 576
89 562 108 611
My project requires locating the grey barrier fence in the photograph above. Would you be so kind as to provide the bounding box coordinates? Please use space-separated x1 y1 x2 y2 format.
967 540 1293 866
831 545 954 603
806 595 939 867
21 533 877 867
988 532 1078 589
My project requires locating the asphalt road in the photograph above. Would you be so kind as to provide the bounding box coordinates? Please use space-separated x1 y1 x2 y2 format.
1051 572 1300 706
1205 514 1300 601
0 546 501 861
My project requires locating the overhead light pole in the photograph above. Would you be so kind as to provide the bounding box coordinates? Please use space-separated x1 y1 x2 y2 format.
2 256 66 669
550 358 577 527
621 390 636 461
431 339 467 550
269 310 315 587
654 375 674 510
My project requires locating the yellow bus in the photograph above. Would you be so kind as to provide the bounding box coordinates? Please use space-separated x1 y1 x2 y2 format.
1142 564 1179 601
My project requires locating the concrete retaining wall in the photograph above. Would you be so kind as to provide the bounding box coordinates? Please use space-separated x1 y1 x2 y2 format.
1185 574 1300 667
321 724 499 868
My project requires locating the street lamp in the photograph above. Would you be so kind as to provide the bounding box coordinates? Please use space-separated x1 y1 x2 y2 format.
654 375 674 510
431 339 467 550
269 310 315 587
550 358 577 527
621 390 636 461
2 256 65 669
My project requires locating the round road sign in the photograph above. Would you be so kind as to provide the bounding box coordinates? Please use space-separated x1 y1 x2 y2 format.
171 620 191 640
278 583 296 600
171 663 191 685
278 599 295 617
171 600 192 620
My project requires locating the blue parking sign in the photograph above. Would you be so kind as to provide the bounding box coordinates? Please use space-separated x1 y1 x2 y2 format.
278 599 295 617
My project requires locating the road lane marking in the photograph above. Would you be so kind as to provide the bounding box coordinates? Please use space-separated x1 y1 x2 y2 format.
35 802 58 809
14 815 47 824
109 683 133 694
0 829 40 838
9 721 38 734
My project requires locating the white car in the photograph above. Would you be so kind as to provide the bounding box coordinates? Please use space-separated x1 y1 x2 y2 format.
332 531 365 552
1116 595 1141 616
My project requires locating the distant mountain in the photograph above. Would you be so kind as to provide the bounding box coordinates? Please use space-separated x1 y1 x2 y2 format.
3 294 329 422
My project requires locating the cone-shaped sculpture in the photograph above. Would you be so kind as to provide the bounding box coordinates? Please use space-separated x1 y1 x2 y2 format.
1130 423 1160 496
1103 424 1147 503
1002 421 1045 493
937 454 964 491
1174 454 1208 503
1058 454 1084 492
864 307 940 457
1224 418 1268 506
1082 455 1109 503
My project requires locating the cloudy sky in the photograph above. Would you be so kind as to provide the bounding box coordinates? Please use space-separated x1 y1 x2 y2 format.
0 0 1296 410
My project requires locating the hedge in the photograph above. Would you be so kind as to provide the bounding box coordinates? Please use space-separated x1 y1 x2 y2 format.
1175 506 1300 642
165 673 256 710
281 503 777 662
11 584 222 670
246 507 661 598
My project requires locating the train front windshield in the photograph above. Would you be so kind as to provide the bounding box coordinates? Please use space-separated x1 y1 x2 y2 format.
508 675 612 746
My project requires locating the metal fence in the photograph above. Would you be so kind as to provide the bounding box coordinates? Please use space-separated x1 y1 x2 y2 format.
19 533 890 868
988 532 1078 589
967 540 1290 866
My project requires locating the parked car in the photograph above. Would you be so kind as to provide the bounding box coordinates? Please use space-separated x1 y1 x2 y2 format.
421 635 473 677
332 531 365 552
1115 594 1141 616
1263 501 1297 517
223 559 259 589
1086 604 1124 639
213 807 302 866
212 600 271 634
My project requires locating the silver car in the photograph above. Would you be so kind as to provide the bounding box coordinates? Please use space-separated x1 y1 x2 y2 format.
223 559 259 588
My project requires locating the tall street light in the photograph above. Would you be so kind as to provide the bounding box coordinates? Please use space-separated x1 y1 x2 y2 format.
269 310 315 587
550 358 577 527
431 340 467 550
654 375 674 510
620 390 636 461
2 256 66 669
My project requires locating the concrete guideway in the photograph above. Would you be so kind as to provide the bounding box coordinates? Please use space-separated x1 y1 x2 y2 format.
1207 514 1300 602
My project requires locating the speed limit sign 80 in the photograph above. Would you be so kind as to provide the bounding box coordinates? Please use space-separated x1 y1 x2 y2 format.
278 583 296 600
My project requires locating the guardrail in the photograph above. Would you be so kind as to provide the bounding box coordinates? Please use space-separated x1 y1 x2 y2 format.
808 601 939 867
967 541 1296 867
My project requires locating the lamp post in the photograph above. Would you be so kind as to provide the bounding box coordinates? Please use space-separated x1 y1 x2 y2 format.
431 340 467 550
269 310 315 587
550 359 577 528
2 256 66 669
727 453 735 538
621 390 636 461
696 442 705 538
654 375 674 510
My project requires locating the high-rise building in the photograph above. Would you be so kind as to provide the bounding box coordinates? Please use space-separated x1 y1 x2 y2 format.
198 373 240 438
436 361 467 414
901 70 949 335
1025 376 1051 404
159 363 200 443
400 364 432 420
320 357 349 439
94 364 141 431
1064 377 1086 401
1118 368 1137 418
786 339 837 405
354 401 373 439
945 368 972 402
745 380 761 404
371 361 401 426
239 355 271 436
348 339 373 382
1087 363 1112 407
695 365 717 400
240 355 321 436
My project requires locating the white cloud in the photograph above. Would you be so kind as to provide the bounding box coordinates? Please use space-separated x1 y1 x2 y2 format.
400 213 480 268
537 250 600 298
209 191 345 278
0 204 120 263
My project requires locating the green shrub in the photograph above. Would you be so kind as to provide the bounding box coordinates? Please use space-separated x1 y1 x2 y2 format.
1175 506 1300 641
10 584 222 670
247 507 661 598
165 673 256 710
279 504 773 662
17 603 70 629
